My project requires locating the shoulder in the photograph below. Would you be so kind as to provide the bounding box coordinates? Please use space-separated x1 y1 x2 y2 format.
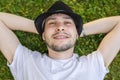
14 43 43 60
78 51 104 64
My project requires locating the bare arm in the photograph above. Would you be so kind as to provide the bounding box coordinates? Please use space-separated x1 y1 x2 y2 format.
0 12 38 64
0 12 38 34
82 16 120 67
0 20 19 64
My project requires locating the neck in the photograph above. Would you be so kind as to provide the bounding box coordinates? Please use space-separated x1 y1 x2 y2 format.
48 47 74 60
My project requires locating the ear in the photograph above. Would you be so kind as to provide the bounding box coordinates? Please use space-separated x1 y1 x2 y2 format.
76 34 79 39
42 32 45 40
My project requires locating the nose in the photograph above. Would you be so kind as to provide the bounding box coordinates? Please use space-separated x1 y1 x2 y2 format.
56 23 65 32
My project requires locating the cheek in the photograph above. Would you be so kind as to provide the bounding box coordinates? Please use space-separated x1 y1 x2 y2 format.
44 25 55 34
70 27 78 35
71 30 78 39
42 30 53 40
43 25 56 40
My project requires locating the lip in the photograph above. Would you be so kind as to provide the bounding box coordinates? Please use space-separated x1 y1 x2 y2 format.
53 35 69 39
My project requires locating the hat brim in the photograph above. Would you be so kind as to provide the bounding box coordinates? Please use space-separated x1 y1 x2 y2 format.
34 11 83 36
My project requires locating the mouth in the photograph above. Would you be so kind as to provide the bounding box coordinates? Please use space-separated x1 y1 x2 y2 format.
53 35 69 39
52 33 70 40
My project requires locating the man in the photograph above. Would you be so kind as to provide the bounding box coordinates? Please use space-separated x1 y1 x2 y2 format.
0 1 120 80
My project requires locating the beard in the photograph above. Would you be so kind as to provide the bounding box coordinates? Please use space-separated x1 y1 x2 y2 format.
45 40 76 52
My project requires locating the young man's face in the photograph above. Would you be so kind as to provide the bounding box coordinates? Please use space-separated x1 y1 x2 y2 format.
42 13 78 52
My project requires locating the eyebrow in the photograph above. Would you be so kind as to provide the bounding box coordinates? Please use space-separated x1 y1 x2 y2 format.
46 16 73 22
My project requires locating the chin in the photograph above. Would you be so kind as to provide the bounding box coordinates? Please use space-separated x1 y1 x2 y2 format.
50 43 74 52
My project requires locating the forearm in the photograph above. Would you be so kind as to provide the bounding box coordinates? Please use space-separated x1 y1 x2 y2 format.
81 16 120 36
0 12 38 34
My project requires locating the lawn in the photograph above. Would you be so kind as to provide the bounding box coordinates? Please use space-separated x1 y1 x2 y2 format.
0 0 120 80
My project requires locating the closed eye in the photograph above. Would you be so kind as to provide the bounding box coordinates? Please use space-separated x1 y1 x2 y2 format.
64 21 72 25
48 22 56 25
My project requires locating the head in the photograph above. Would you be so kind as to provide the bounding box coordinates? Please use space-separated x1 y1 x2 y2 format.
34 1 83 52
42 13 78 52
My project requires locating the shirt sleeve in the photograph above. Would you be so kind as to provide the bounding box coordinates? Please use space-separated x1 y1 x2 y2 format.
7 43 42 79
79 50 109 79
87 50 109 78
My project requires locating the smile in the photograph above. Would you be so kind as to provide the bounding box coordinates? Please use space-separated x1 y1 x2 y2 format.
53 35 69 39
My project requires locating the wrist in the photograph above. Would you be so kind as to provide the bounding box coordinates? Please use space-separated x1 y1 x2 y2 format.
80 28 86 37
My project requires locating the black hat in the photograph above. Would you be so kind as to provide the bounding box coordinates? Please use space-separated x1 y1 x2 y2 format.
34 1 83 36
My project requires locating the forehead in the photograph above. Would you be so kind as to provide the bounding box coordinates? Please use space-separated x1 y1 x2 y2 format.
46 13 73 21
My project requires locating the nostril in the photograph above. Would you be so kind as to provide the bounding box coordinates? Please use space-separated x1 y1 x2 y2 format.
56 28 64 31
62 29 64 31
57 29 60 31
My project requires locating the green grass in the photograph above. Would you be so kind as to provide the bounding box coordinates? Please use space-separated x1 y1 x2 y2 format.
0 0 120 80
